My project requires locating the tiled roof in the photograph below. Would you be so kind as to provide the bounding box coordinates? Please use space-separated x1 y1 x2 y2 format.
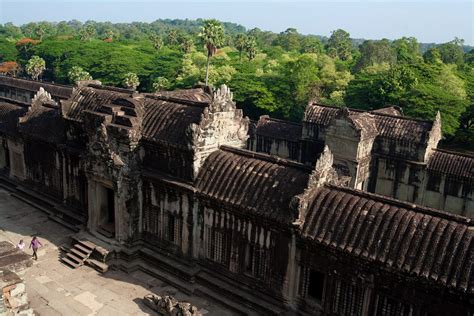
19 106 65 143
304 104 433 144
301 185 473 293
196 146 311 224
65 86 208 146
142 97 204 146
65 87 129 121
152 87 212 103
371 106 403 116
374 114 433 144
0 100 26 135
256 116 302 142
0 76 73 99
428 150 474 181
304 104 339 125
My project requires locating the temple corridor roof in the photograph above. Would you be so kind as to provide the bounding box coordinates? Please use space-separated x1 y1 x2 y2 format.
255 116 302 142
0 76 73 100
64 85 209 146
0 100 26 135
428 149 474 182
301 185 473 293
304 104 434 145
196 146 310 224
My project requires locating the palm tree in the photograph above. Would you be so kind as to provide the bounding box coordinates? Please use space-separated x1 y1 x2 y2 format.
245 36 257 62
167 29 178 46
153 77 170 92
123 72 140 90
180 37 194 54
235 34 247 63
199 19 224 86
150 34 164 50
68 66 92 83
25 56 46 80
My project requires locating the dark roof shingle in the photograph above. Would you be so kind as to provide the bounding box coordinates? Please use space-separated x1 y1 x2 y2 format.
428 150 474 181
301 185 473 293
19 106 65 143
304 104 433 145
256 116 302 142
0 76 73 99
0 101 26 135
65 86 208 146
196 146 310 224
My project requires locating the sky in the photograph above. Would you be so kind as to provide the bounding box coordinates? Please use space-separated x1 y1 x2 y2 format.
0 0 473 45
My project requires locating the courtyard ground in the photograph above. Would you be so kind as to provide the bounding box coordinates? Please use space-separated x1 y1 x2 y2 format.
0 188 233 315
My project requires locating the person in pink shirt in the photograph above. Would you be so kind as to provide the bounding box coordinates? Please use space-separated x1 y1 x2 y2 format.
29 236 42 260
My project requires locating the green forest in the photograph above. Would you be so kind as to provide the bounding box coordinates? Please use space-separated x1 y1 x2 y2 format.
0 19 473 149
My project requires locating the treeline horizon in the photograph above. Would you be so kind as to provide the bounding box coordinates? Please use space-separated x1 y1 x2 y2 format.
0 19 473 150
1 19 473 51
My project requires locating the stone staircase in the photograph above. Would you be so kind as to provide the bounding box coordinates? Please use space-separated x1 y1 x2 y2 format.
61 240 95 269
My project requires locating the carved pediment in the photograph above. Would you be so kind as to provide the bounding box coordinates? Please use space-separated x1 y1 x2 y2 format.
209 84 235 113
32 87 57 107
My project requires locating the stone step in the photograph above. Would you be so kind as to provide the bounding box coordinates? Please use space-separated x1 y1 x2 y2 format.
10 193 53 216
194 285 253 316
48 214 81 233
112 259 195 295
0 176 86 230
136 247 199 281
61 257 80 269
77 240 95 251
66 252 83 264
85 259 108 273
196 270 284 315
69 248 89 259
97 226 114 239
74 244 92 255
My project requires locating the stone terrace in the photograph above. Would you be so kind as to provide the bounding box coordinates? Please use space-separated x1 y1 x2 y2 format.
0 188 233 315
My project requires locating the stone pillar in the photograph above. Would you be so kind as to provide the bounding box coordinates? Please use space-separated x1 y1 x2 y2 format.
282 230 298 308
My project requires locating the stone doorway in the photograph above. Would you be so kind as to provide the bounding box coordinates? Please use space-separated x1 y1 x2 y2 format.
88 180 117 239
98 185 115 238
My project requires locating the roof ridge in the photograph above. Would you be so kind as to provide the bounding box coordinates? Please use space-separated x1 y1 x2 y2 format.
369 110 433 123
309 103 433 124
434 148 474 159
220 145 313 171
87 84 135 94
324 184 472 225
0 75 73 89
146 94 209 108
259 115 302 127
0 96 30 107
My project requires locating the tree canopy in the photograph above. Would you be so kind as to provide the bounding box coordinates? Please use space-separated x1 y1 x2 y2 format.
1 19 473 150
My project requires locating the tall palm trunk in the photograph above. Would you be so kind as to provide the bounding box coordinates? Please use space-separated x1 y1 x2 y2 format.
205 52 210 86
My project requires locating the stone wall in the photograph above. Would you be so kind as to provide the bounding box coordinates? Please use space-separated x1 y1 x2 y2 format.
293 245 470 316
0 270 33 316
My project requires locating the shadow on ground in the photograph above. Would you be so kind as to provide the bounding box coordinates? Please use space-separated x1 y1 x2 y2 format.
0 188 232 315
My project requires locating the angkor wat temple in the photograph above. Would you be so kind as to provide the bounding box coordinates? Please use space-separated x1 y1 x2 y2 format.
0 75 472 315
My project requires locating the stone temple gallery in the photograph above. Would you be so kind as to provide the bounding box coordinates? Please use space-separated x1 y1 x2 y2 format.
0 75 472 315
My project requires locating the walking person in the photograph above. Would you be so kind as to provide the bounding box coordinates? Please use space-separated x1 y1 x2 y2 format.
16 239 25 251
29 236 42 260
